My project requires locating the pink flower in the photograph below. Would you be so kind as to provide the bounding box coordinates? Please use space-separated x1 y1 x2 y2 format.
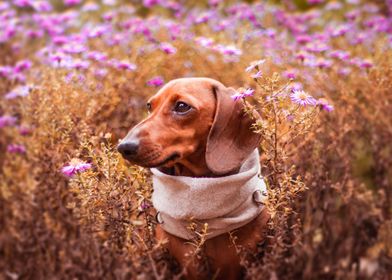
61 160 92 177
7 144 26 154
358 59 373 69
5 85 32 99
231 88 255 101
143 0 161 8
19 126 32 136
245 59 265 72
0 115 17 128
295 34 312 44
160 42 177 54
138 200 151 211
317 98 334 112
13 0 32 8
338 67 351 76
195 37 214 48
217 45 242 56
86 51 108 62
62 43 87 54
290 90 317 106
282 70 297 80
147 76 164 87
114 60 137 71
14 60 32 73
251 71 262 79
64 0 82 6
316 58 333 69
308 0 324 4
31 1 52 12
328 50 350 61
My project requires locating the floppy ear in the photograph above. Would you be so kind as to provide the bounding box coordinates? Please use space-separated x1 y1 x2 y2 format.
206 84 261 175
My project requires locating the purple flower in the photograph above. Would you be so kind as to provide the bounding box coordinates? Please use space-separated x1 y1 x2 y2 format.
86 51 108 62
0 115 17 128
289 82 303 92
87 25 109 38
216 45 242 56
251 71 262 79
13 0 32 8
209 0 222 7
305 42 330 53
114 60 137 71
358 59 373 69
19 126 32 135
290 90 317 106
147 76 164 87
316 58 333 69
231 88 255 101
295 51 308 61
49 51 67 64
0 2 10 11
317 98 334 112
295 34 312 44
31 1 52 12
143 0 161 8
138 200 151 211
5 85 32 99
82 2 99 11
0 66 13 78
7 144 26 154
160 42 177 54
62 43 87 54
245 59 265 72
95 68 108 78
14 60 32 73
64 0 82 6
326 2 342 10
328 50 350 61
61 160 92 177
338 67 351 76
282 70 297 80
195 37 214 48
331 25 350 37
103 0 116 5
195 12 213 24
307 0 324 4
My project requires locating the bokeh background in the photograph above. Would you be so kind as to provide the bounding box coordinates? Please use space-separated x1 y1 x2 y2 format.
0 0 391 279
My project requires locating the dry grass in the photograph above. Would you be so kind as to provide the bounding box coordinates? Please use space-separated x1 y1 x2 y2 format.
1 1 391 279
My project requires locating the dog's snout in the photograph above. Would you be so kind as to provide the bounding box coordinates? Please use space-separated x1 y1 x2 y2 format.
117 140 139 158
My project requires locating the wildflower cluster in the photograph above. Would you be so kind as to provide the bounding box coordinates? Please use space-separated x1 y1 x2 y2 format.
0 1 391 279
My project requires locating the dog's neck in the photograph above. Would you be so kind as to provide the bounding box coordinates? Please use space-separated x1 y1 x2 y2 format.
160 147 215 177
151 148 266 240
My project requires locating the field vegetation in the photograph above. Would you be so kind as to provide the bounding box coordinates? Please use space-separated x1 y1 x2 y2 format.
0 0 391 279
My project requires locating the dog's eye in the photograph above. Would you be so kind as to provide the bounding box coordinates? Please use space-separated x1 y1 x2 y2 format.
146 102 152 112
173 101 192 114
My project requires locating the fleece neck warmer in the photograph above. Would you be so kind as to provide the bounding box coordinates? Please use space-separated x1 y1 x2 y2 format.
151 149 267 240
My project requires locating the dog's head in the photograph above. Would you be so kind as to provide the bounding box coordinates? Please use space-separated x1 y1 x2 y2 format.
117 77 261 176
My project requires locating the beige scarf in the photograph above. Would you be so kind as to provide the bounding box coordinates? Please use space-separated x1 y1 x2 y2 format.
151 149 267 240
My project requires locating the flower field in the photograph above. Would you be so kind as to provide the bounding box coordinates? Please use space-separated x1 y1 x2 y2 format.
0 0 391 279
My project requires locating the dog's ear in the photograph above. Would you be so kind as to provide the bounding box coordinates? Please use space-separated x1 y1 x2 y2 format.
206 84 261 175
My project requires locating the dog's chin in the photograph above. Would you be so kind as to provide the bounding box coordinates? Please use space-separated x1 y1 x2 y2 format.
124 152 181 168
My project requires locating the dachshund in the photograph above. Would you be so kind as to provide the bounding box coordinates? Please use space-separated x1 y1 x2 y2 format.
117 77 269 279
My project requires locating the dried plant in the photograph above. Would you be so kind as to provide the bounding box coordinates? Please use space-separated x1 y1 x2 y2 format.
1 1 391 279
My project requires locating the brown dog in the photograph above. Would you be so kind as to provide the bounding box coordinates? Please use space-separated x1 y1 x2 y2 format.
118 78 269 279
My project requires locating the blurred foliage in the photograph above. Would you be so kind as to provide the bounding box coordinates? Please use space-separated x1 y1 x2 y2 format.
0 0 391 279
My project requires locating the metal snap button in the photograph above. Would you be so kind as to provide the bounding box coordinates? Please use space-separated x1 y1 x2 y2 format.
155 211 164 224
253 190 264 206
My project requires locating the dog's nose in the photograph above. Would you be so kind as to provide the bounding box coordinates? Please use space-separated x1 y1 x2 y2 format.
117 141 139 157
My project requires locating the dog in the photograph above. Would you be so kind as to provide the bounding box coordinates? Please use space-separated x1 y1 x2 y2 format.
117 77 270 279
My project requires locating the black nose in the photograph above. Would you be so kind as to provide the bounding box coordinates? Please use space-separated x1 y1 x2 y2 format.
117 141 139 158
